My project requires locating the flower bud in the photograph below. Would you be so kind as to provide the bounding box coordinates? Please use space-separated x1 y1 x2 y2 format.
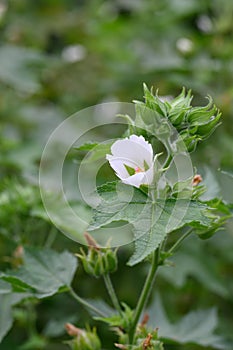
77 233 117 278
65 325 101 350
192 174 203 186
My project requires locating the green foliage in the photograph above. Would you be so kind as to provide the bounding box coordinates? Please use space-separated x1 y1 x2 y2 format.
74 142 113 163
159 235 231 298
77 246 118 278
0 293 30 343
66 327 101 350
1 247 77 298
148 294 229 349
96 302 134 331
133 85 222 152
90 182 215 265
1 0 233 348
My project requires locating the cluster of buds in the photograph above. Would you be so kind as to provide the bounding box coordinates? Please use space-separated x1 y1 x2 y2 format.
77 232 118 278
135 84 221 152
65 323 101 350
115 314 164 350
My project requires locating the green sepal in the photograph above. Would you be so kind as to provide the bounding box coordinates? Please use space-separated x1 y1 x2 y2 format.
66 327 101 350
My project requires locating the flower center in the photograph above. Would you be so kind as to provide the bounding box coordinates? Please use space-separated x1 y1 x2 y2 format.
135 167 143 173
124 164 145 176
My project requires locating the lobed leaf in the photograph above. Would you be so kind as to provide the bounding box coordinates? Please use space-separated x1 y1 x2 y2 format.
1 247 78 298
148 294 229 349
89 182 212 265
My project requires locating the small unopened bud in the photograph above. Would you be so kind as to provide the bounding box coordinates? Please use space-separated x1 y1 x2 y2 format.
115 343 127 349
66 326 101 350
84 232 100 249
77 234 118 278
65 323 82 336
192 174 203 186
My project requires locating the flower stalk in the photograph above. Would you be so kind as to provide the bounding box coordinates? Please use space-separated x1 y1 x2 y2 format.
69 287 106 317
103 273 122 315
128 249 160 345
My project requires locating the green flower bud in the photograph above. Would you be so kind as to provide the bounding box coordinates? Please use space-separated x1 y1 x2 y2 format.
186 96 221 139
66 325 101 350
196 112 221 138
104 248 118 273
77 233 118 278
138 85 221 152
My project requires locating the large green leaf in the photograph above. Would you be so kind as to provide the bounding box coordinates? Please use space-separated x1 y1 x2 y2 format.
1 247 78 298
148 294 229 349
89 182 212 265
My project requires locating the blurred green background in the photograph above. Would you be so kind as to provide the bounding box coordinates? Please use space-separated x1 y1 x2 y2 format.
0 0 233 349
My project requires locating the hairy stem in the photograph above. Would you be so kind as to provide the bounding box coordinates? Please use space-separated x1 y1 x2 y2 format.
69 287 106 317
103 274 122 315
129 249 159 344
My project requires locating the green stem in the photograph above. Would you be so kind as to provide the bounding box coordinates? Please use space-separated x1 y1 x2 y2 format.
44 227 57 248
69 287 106 317
163 154 173 169
129 249 159 345
103 274 122 315
168 227 193 254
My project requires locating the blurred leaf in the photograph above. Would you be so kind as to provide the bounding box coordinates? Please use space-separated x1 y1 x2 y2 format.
74 141 113 163
84 299 114 317
43 314 78 337
0 280 12 294
0 294 13 343
148 294 229 349
159 235 230 298
0 45 46 93
1 247 78 298
32 194 92 244
0 293 29 343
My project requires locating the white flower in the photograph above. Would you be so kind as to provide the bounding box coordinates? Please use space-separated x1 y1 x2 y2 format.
106 135 154 188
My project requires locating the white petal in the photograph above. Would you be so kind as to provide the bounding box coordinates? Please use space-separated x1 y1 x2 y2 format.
141 165 154 185
129 135 153 155
122 172 145 188
110 136 153 169
106 154 129 179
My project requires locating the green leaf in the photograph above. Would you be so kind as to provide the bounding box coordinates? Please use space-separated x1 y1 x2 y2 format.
74 141 113 163
0 280 12 294
159 235 230 298
32 194 91 244
1 247 78 298
0 294 13 343
84 299 114 317
74 142 99 152
148 294 228 349
0 293 29 343
89 182 212 265
43 314 78 337
95 303 133 330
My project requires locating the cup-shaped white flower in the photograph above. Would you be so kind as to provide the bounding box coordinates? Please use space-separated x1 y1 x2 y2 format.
106 135 154 188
